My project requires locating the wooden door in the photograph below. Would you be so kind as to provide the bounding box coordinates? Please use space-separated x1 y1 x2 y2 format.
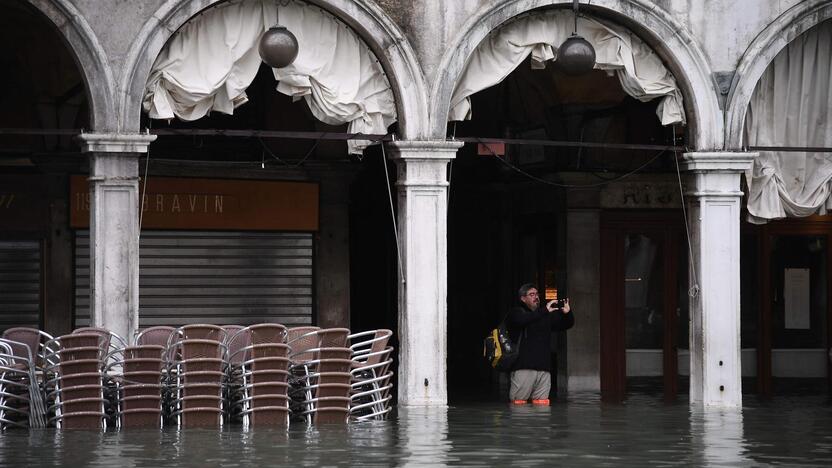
600 211 683 401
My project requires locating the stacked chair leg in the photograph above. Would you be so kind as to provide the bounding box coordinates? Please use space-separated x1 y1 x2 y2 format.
112 346 165 428
44 333 109 429
0 338 46 429
1 323 396 430
348 330 394 421
228 324 290 428
289 328 353 424
166 327 228 428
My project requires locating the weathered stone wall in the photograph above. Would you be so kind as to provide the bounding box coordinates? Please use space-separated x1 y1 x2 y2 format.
33 0 826 144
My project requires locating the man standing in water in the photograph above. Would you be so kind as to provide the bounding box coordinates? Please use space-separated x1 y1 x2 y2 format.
507 283 574 405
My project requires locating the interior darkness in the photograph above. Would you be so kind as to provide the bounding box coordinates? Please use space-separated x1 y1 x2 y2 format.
142 64 351 167
445 60 680 402
0 1 88 172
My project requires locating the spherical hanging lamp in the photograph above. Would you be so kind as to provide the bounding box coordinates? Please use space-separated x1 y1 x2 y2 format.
259 6 298 69
259 25 299 68
557 0 596 76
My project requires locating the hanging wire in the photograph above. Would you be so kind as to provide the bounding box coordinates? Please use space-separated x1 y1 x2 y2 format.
258 136 320 167
476 136 666 189
380 143 405 285
671 126 700 298
138 125 152 236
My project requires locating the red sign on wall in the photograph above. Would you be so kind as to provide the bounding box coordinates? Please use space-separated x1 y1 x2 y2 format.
70 176 319 231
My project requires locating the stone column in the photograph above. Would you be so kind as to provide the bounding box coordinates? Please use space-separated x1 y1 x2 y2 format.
682 152 755 408
78 133 157 344
566 208 601 393
390 140 462 406
316 170 356 329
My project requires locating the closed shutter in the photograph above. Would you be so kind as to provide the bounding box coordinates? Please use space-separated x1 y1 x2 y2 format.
75 231 314 327
0 241 41 330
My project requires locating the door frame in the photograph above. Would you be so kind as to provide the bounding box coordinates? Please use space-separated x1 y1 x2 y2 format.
750 216 832 396
600 210 684 400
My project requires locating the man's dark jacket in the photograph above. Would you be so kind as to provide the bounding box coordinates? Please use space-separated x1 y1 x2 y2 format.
507 303 574 372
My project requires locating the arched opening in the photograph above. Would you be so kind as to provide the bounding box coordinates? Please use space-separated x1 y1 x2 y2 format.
442 6 695 403
65 0 405 355
736 18 832 397
0 1 90 336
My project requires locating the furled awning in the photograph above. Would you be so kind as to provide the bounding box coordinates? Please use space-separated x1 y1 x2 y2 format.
143 0 396 154
744 21 832 224
449 10 685 126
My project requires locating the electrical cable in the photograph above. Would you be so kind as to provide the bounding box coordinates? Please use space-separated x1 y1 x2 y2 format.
139 125 151 236
671 127 700 298
258 135 320 167
380 142 405 285
476 136 666 189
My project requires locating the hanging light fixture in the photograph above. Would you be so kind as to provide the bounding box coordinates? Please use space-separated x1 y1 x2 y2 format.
557 0 596 76
258 4 298 68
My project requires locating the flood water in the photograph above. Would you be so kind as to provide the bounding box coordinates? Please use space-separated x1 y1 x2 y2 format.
1 393 831 467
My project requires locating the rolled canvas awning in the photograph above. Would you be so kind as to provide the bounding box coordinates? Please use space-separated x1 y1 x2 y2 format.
143 0 396 154
744 20 832 224
449 10 685 126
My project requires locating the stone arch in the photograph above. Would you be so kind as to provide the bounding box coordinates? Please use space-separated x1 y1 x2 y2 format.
725 0 832 149
119 0 429 139
431 0 723 151
24 0 117 132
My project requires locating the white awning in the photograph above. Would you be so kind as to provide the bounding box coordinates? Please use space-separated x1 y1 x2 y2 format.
745 20 832 224
143 0 396 154
449 10 685 126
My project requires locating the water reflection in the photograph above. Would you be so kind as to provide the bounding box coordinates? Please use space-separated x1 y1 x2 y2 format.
398 407 451 466
691 409 748 467
0 396 829 466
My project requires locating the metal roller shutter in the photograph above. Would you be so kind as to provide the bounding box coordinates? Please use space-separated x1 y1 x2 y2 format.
0 241 41 331
75 230 314 327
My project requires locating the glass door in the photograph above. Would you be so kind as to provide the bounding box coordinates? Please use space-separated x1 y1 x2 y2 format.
601 212 684 400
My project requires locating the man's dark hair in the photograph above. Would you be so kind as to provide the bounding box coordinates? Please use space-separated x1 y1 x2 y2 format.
518 283 537 299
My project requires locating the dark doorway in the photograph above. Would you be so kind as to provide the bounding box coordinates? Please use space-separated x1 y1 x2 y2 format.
749 217 832 396
600 211 686 401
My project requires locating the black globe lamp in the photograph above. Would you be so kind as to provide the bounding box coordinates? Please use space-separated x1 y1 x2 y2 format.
557 0 596 76
259 8 299 68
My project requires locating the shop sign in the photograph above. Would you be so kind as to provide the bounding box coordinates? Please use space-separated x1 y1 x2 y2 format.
600 181 682 209
70 176 318 231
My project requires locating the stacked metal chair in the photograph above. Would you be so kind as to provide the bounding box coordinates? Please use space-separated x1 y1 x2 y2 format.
228 324 290 428
0 337 47 430
2 328 54 369
107 345 165 428
348 329 394 421
43 333 110 429
165 325 228 428
1 327 54 429
288 328 353 424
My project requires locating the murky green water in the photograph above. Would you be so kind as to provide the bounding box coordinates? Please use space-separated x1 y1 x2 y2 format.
1 394 831 467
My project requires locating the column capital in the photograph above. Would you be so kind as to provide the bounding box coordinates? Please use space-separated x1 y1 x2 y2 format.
389 140 464 160
681 152 757 172
78 132 157 153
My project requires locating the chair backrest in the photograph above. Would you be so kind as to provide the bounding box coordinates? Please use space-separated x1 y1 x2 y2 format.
72 327 127 358
317 328 350 348
2 327 44 361
177 324 227 342
222 325 244 336
136 326 175 347
179 339 224 361
288 329 321 363
286 326 320 344
351 329 393 366
226 327 252 365
249 324 287 345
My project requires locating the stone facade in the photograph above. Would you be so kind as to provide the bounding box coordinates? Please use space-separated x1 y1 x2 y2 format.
14 0 832 408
